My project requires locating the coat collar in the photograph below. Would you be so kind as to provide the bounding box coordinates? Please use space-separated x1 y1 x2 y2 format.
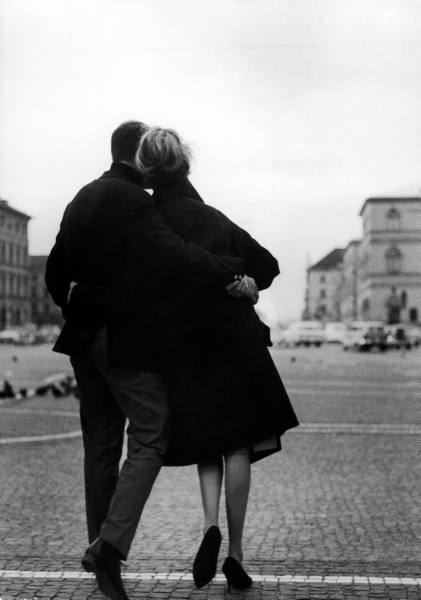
101 162 145 187
153 176 204 204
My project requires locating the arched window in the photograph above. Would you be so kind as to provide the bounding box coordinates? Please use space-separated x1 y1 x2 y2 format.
409 308 418 323
386 207 401 230
361 298 371 317
385 246 403 274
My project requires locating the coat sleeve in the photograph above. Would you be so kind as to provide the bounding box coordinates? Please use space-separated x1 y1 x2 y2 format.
45 226 71 312
229 222 280 290
127 197 246 286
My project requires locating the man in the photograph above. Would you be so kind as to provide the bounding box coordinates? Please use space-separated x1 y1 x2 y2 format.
46 121 246 600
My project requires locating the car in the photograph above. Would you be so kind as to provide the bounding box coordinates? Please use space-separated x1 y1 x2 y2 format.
37 324 61 344
407 326 421 348
0 329 20 344
342 321 388 352
325 322 347 343
385 325 420 349
279 321 325 347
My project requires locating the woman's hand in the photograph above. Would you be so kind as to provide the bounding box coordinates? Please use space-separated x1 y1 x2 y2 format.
226 275 259 304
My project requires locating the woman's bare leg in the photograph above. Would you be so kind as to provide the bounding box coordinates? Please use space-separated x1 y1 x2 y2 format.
224 449 251 561
197 459 224 532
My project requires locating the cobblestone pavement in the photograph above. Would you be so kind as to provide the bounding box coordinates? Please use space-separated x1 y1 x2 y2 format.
0 345 420 599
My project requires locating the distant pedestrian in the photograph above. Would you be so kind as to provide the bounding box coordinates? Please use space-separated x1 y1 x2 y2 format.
0 379 15 398
395 326 407 356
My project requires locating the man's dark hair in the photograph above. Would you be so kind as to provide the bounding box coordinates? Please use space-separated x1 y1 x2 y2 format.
111 120 148 162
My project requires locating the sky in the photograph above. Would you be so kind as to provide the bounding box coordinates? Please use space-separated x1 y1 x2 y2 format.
1 0 420 322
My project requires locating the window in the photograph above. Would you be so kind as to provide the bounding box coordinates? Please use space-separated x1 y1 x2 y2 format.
361 298 371 316
320 275 326 283
385 246 403 274
386 207 401 230
320 289 326 299
401 291 407 309
409 308 418 323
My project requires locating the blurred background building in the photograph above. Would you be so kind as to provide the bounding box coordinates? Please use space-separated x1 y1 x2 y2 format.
29 255 62 325
357 197 420 324
0 199 62 330
305 196 421 324
339 240 361 322
303 249 344 321
0 199 31 329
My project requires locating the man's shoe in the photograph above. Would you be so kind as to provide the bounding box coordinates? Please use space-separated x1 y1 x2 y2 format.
81 538 129 600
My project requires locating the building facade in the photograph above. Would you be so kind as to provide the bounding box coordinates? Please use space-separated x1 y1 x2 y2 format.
305 196 421 325
357 197 421 324
304 249 344 321
29 256 62 325
339 240 361 322
0 200 31 329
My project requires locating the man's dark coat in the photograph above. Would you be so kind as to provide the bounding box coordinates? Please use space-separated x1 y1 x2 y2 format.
45 162 245 370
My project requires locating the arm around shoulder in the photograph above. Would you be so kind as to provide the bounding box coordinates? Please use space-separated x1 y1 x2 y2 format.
127 197 245 287
230 222 280 290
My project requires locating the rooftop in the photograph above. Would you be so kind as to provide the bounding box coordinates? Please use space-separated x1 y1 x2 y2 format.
0 199 31 221
343 239 361 252
309 248 344 272
359 196 421 216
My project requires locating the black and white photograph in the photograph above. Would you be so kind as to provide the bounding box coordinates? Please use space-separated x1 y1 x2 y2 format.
0 1 420 599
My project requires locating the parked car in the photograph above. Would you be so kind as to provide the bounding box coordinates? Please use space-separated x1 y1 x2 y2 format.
0 329 20 344
325 322 347 343
407 326 421 348
37 324 61 344
342 321 388 352
0 324 61 346
385 325 420 349
279 321 325 347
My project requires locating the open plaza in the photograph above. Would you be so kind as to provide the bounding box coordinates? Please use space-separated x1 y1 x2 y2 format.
0 343 420 600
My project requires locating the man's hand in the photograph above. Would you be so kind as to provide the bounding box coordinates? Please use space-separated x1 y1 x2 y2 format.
226 275 259 304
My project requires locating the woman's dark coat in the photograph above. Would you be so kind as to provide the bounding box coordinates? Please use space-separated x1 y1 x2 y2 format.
153 177 299 466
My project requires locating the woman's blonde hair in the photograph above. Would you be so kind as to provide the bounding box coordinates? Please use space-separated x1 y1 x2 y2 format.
137 127 192 180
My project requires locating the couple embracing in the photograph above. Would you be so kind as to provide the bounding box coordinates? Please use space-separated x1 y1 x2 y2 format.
46 120 299 600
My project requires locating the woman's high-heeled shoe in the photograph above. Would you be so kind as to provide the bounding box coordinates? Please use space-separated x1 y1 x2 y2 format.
222 556 253 592
192 526 222 588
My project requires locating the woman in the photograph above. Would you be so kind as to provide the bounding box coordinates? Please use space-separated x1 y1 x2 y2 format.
138 127 299 591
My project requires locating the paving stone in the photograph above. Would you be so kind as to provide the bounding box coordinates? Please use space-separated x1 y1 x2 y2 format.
0 346 420 599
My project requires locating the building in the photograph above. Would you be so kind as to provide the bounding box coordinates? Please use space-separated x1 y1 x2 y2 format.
306 196 421 325
29 256 62 325
304 248 344 321
357 197 421 324
0 199 31 329
339 240 361 322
